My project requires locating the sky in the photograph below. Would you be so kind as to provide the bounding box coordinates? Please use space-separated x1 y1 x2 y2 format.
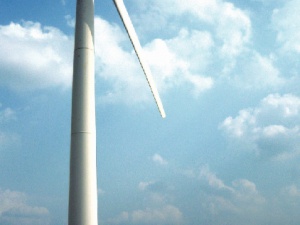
1 0 300 224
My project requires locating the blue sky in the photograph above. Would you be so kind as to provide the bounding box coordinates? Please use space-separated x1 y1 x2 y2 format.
1 0 300 224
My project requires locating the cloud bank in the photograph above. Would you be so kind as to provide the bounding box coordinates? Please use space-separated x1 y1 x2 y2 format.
0 189 50 225
0 21 73 91
221 93 300 160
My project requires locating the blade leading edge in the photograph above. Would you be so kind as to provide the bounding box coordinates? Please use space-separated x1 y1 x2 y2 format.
113 0 166 118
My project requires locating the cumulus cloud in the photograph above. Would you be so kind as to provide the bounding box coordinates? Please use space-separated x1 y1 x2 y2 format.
0 0 275 103
138 181 154 191
232 179 265 205
92 0 255 103
129 0 287 90
152 153 168 166
94 17 151 104
231 52 284 89
220 93 300 160
0 0 289 104
213 1 251 58
198 166 265 214
106 180 181 225
94 16 214 104
0 189 50 225
272 0 300 53
132 0 251 57
145 29 214 96
0 21 73 91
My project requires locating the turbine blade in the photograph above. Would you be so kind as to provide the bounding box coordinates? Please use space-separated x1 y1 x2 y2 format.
113 0 166 118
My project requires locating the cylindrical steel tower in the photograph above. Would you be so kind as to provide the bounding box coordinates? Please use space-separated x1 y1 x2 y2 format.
68 0 98 224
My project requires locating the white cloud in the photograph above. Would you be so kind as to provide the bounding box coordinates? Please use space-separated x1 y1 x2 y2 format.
145 29 214 96
107 205 183 225
94 16 214 104
94 17 151 104
0 0 287 105
0 106 19 151
0 189 50 225
272 0 300 53
93 0 254 103
152 154 168 166
262 93 300 117
214 2 251 58
138 181 178 213
283 185 300 197
200 166 234 191
132 0 251 58
130 0 288 92
198 167 265 214
0 0 266 104
251 0 285 5
220 93 300 160
221 109 256 138
65 15 75 28
131 205 182 225
0 107 16 123
0 21 73 91
232 52 284 89
138 181 155 191
106 180 180 225
232 179 265 205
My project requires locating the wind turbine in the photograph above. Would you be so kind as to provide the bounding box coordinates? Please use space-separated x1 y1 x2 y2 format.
68 0 166 224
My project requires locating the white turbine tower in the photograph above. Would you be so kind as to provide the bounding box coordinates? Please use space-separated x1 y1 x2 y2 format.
68 0 166 225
